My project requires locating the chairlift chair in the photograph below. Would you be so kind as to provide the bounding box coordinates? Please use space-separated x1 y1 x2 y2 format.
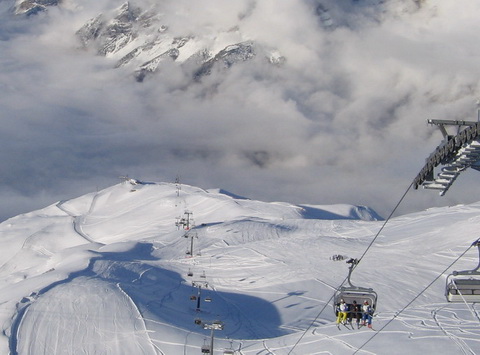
201 338 211 353
223 341 235 355
446 239 480 303
333 258 378 314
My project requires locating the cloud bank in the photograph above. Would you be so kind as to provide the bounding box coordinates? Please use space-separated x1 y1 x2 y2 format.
1 0 480 221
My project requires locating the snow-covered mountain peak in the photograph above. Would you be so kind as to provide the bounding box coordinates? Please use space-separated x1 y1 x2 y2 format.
14 0 60 16
65 0 300 82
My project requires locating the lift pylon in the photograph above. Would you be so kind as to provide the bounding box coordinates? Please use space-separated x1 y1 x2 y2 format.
413 118 480 195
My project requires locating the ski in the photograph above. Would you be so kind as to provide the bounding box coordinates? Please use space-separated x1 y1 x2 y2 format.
337 322 352 330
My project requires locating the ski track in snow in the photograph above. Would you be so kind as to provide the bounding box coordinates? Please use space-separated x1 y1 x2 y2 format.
56 194 104 245
116 283 163 355
432 308 474 355
14 277 158 355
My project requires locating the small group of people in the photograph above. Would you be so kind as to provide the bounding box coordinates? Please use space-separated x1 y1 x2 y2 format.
336 299 373 328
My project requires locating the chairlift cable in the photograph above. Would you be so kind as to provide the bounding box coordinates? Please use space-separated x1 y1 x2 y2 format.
352 181 414 274
451 280 478 319
287 182 414 355
352 241 476 355
286 267 356 354
286 294 334 355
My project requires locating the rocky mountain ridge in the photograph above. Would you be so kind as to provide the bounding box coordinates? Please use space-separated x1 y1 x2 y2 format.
14 0 60 16
11 0 427 83
74 2 283 82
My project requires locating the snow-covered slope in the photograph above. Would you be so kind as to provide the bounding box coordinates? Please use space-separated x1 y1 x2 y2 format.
1 180 479 354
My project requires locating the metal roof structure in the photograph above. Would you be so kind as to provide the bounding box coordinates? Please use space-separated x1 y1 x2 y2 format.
413 119 480 196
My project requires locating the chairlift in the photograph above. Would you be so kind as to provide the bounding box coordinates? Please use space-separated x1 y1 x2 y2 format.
187 269 193 277
200 271 206 278
201 337 211 353
201 345 211 353
205 297 212 302
223 340 235 355
333 258 378 314
190 295 197 301
446 239 480 303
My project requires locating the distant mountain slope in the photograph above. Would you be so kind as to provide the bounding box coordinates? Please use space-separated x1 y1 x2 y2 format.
56 181 381 245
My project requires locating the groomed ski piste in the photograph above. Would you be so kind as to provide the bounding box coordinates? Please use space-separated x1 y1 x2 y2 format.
0 180 479 354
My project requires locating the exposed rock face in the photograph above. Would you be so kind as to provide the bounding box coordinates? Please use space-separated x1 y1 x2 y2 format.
74 2 282 82
15 0 287 82
76 2 150 57
15 0 60 15
194 42 256 80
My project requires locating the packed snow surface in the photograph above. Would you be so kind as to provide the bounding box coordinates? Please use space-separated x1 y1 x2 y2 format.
1 181 479 354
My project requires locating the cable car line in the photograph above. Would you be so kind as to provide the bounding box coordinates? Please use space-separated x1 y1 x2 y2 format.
450 280 478 321
287 181 414 355
288 114 480 354
352 240 477 355
353 181 414 271
332 181 414 316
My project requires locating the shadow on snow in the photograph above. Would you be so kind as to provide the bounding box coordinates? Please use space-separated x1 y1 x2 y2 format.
10 242 286 353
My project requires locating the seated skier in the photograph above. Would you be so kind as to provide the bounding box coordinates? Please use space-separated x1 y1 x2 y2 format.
336 299 349 325
348 300 361 328
361 300 373 328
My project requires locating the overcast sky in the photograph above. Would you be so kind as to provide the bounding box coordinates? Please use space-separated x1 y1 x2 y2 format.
1 0 480 222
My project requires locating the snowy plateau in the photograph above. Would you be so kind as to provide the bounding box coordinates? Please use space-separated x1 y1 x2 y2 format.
0 180 479 354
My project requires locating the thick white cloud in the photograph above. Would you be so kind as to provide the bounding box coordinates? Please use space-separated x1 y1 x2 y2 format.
1 0 480 221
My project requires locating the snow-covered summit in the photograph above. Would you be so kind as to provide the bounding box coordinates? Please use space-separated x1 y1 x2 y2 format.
14 0 59 16
74 1 281 82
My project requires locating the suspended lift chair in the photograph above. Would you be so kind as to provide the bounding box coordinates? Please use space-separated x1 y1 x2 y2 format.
446 239 480 303
201 338 211 354
333 258 378 314
222 340 235 354
201 344 211 354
